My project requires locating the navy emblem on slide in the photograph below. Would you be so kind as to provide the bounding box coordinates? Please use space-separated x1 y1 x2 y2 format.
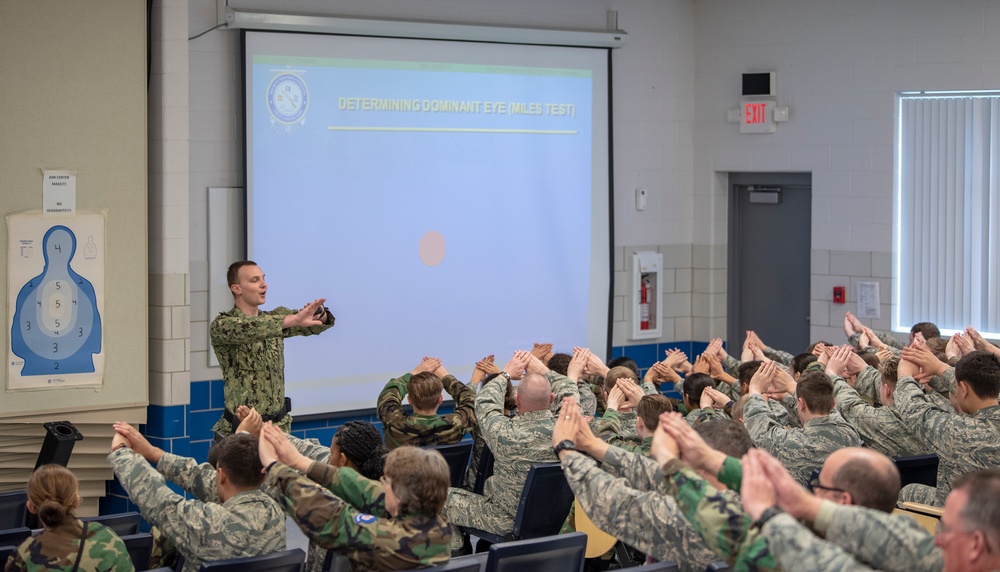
267 73 309 127
10 225 102 376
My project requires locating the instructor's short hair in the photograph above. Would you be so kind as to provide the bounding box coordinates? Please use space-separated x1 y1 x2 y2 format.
226 260 257 287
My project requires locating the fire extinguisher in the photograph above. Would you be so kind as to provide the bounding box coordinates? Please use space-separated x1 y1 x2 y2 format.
639 276 650 330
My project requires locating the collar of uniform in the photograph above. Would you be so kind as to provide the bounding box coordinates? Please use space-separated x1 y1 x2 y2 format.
518 409 552 420
803 415 833 428
974 404 1000 417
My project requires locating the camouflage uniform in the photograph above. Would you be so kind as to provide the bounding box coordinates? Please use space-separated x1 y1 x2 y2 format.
377 373 476 449
594 408 651 455
848 329 905 351
893 375 1000 506
792 500 942 572
108 448 285 572
852 365 883 405
560 449 720 572
591 409 639 441
210 305 334 436
288 433 332 463
684 407 730 426
832 377 928 458
5 519 134 572
443 370 578 536
660 457 777 572
266 461 449 571
743 394 862 486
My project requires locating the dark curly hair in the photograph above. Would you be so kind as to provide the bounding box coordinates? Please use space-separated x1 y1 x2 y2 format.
335 421 388 480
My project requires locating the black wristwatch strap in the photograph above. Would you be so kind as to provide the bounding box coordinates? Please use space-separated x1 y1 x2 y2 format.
754 506 783 529
553 439 577 456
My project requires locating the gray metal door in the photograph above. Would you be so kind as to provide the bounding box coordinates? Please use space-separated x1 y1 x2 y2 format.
727 173 812 355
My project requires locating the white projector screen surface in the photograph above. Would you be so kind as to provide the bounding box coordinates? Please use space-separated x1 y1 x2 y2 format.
244 30 611 415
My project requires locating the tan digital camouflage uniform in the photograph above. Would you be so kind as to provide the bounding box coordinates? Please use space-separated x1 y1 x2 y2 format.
5 519 134 572
266 461 450 571
893 375 1000 506
743 394 862 486
773 500 943 572
832 377 928 458
561 450 720 572
108 448 285 572
210 305 334 435
594 409 651 455
377 373 476 449
443 370 578 536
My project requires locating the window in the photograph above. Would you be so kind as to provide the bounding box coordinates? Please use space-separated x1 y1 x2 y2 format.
896 92 1000 337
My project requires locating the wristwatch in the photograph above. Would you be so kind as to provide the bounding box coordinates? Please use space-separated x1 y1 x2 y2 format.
754 506 783 529
553 439 577 456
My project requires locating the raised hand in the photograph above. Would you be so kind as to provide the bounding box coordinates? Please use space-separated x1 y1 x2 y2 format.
861 326 888 350
900 344 949 377
411 357 441 375
660 412 726 475
261 423 311 472
692 354 711 374
236 407 263 436
552 397 579 449
526 353 550 375
650 412 680 468
606 385 625 412
664 348 689 371
503 350 532 379
617 377 645 410
749 360 776 395
568 347 591 381
825 345 853 379
700 386 731 409
282 298 328 329
531 343 555 363
113 422 164 463
740 449 777 521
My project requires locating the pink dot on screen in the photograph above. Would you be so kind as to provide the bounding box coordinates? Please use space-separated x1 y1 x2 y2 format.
418 230 446 267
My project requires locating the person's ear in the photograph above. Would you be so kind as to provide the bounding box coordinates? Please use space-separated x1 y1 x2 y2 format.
230 283 240 295
216 465 229 487
337 452 349 467
438 394 444 406
548 392 554 406
26 500 37 514
635 417 645 433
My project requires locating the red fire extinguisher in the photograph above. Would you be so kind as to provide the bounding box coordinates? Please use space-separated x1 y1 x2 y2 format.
639 276 650 330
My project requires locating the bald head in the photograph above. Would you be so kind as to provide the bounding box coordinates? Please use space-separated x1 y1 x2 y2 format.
822 448 901 513
516 373 553 413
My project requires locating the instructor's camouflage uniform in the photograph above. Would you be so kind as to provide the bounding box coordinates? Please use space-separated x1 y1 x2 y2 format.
266 461 449 571
210 305 334 435
5 519 133 572
377 373 476 449
108 447 285 572
832 377 928 458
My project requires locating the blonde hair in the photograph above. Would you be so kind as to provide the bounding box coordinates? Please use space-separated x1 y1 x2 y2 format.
384 447 449 515
29 464 79 527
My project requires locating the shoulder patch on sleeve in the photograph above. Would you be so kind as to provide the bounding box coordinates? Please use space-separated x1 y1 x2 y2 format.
354 513 377 525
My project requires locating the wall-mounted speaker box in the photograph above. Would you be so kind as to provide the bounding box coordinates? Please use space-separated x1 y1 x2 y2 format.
742 72 776 97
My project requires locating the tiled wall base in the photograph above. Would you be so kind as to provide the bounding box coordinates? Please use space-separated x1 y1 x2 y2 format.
102 341 706 514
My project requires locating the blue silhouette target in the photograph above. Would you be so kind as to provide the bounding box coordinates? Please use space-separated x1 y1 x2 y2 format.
11 225 102 375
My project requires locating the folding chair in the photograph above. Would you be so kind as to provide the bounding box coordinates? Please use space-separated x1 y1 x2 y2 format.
199 548 306 571
484 532 587 572
424 442 474 488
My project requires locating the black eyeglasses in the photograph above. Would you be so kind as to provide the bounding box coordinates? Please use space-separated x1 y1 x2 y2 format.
809 475 846 494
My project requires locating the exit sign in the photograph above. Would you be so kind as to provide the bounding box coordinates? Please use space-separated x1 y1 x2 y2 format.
740 99 776 133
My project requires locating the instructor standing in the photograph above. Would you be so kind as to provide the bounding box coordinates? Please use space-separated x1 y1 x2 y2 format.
211 260 334 437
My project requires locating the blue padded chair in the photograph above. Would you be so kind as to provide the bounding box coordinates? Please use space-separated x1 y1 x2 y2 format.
893 453 938 489
120 532 153 570
82 511 141 536
199 548 305 571
0 527 32 548
473 445 495 495
465 463 574 548
0 491 28 529
424 442 474 488
483 532 587 572
617 562 680 571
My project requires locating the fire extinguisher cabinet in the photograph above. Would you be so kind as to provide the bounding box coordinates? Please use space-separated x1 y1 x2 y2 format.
631 251 662 340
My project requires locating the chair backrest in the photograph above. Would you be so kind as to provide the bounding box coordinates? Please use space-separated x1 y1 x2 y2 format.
892 507 938 534
321 549 351 572
424 442 474 488
617 561 680 572
473 445 495 495
0 490 28 529
893 453 938 489
0 545 17 567
403 555 484 572
82 511 141 536
484 532 587 572
120 532 153 570
510 463 575 539
0 527 32 547
199 548 306 571
706 563 732 571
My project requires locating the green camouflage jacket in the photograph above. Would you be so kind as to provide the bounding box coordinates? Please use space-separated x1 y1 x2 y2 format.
266 461 449 571
377 373 476 449
6 519 133 572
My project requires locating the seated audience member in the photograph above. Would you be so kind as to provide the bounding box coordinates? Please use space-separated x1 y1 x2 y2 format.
743 449 1000 572
894 349 1000 506
596 382 673 455
845 311 939 350
589 363 645 438
5 465 133 572
682 372 723 425
444 350 578 548
259 424 451 570
236 407 387 480
828 351 928 459
743 362 862 486
377 357 476 449
108 425 285 572
552 401 725 571
550 347 598 417
791 352 818 379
